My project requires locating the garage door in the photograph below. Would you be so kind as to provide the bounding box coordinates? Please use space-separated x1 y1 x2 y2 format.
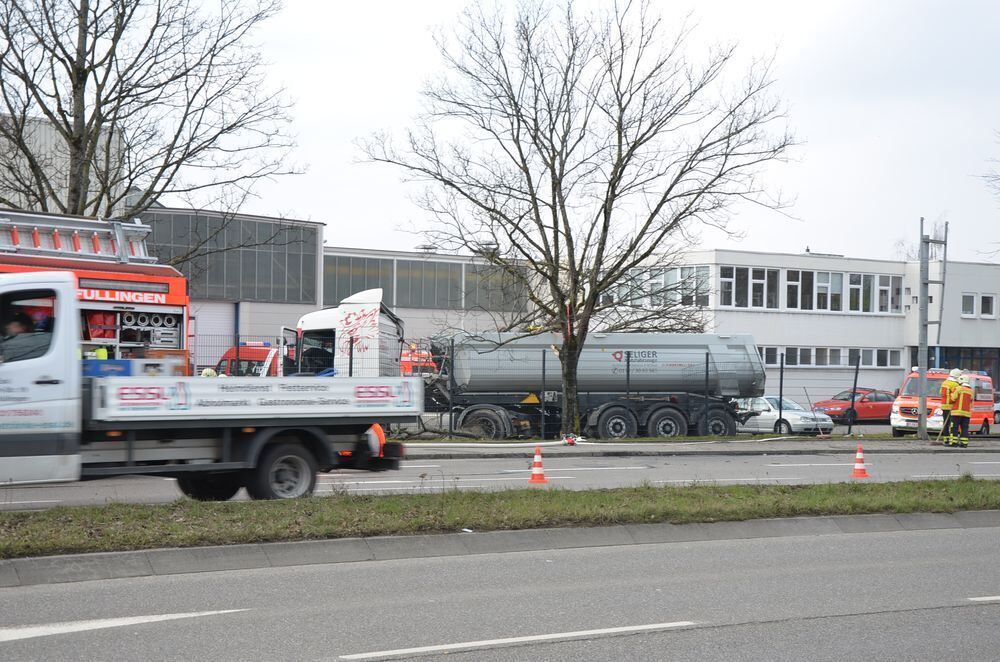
190 301 235 370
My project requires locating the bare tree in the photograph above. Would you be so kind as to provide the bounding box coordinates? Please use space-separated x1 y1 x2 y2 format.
364 1 792 433
0 0 295 224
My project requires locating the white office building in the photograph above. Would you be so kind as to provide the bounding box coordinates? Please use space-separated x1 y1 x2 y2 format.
676 249 1000 403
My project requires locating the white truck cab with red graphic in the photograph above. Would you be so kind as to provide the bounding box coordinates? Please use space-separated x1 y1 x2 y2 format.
285 288 404 377
0 272 422 499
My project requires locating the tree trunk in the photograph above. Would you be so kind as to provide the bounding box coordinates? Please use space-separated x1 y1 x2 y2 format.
67 0 91 215
560 337 582 434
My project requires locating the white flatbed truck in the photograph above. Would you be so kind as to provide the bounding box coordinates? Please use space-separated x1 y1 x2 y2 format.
0 271 422 500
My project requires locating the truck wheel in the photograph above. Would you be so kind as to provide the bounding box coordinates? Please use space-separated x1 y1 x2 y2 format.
176 473 244 501
647 408 687 438
699 410 737 437
597 407 638 439
463 410 506 440
246 443 318 500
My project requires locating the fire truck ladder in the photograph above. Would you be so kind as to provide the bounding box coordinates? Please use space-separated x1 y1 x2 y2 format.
0 210 157 265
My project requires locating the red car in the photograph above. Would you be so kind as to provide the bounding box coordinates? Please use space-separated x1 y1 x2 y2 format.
811 388 896 424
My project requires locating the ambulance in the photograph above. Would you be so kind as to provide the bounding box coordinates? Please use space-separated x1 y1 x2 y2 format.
890 368 994 437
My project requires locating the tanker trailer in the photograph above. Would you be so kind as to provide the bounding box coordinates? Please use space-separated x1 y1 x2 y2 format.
427 332 765 439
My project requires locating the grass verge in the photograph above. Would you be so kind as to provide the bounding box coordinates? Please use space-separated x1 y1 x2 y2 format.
1 477 997 559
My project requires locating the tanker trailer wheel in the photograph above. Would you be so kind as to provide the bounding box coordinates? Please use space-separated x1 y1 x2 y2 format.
176 472 244 501
647 408 687 438
699 409 737 437
597 407 638 439
463 410 506 440
246 443 318 500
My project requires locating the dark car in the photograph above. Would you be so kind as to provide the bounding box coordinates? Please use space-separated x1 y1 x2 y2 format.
811 388 895 423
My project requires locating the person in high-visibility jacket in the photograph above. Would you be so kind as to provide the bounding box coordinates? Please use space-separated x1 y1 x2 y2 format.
939 368 962 442
948 375 974 448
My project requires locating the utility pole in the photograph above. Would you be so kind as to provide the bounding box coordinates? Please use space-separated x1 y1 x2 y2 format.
917 217 948 441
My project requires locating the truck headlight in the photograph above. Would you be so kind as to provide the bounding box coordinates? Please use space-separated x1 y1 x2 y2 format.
891 405 899 414
933 408 942 417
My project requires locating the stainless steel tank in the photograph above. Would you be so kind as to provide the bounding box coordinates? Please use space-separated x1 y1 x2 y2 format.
451 332 765 397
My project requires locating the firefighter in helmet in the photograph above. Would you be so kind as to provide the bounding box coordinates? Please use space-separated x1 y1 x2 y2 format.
947 375 974 448
939 368 962 443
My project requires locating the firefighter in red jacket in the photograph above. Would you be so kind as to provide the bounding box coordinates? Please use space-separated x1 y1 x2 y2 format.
948 375 974 448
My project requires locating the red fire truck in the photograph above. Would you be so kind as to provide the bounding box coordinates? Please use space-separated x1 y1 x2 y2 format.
0 209 189 366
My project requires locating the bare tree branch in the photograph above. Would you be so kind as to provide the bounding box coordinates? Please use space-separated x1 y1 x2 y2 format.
363 0 793 432
0 0 299 243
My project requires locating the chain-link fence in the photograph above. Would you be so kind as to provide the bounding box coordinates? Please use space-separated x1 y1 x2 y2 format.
190 333 390 377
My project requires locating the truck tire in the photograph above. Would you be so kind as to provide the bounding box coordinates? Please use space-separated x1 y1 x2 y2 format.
463 410 506 440
246 443 318 500
176 473 244 501
647 408 687 438
597 407 638 439
699 409 737 437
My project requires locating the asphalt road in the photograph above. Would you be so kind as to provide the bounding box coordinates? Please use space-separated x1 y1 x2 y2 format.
3 451 999 510
2 527 999 660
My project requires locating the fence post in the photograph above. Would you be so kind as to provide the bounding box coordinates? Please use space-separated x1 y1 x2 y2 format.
703 352 710 434
234 302 241 377
848 354 861 435
447 338 455 439
348 336 355 377
778 352 785 434
541 349 547 440
625 351 631 401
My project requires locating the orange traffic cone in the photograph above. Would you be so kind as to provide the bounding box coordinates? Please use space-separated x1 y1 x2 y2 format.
528 446 548 485
851 444 870 479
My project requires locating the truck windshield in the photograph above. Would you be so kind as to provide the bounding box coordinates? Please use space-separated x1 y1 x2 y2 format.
901 377 944 397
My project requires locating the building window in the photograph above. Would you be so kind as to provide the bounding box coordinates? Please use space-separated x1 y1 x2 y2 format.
876 349 889 367
981 295 995 318
862 274 874 312
816 347 828 366
848 274 861 312
891 276 902 313
889 350 901 367
878 275 891 313
862 348 874 366
800 270 814 310
786 270 799 309
785 347 798 366
848 348 860 366
323 255 394 307
799 347 812 365
680 266 710 307
763 347 777 365
829 348 842 366
720 266 734 306
962 294 976 317
734 267 748 307
464 263 525 312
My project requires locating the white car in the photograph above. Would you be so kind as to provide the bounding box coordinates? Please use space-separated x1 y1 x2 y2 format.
736 396 834 435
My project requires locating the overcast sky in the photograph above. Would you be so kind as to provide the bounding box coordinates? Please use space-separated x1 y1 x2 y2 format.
247 0 1000 263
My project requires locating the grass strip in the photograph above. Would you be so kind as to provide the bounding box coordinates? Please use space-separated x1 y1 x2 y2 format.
1 477 996 560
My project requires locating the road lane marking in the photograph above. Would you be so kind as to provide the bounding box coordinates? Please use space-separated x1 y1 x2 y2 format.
767 463 853 467
319 476 576 487
912 474 1000 478
400 464 441 468
654 478 804 484
968 596 1000 602
0 500 61 506
501 466 649 473
968 462 1000 465
339 620 698 660
0 610 247 643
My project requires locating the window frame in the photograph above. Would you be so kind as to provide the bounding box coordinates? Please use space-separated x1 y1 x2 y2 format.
981 294 995 319
961 293 977 317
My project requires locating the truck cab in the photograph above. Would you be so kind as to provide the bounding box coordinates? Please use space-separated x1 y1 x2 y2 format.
890 368 994 437
0 271 82 483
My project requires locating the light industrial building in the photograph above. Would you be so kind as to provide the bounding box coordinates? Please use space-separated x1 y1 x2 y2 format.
138 205 998 401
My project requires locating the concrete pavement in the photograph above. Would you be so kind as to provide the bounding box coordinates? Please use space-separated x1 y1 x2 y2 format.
2 524 999 660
